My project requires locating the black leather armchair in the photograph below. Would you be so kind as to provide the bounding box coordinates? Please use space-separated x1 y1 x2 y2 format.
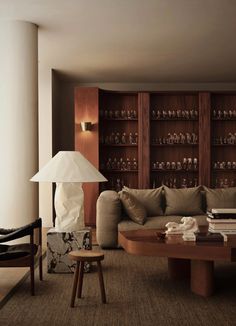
0 218 43 295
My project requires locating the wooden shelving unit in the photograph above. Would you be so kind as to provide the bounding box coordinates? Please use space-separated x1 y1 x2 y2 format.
149 93 199 189
74 88 236 225
211 93 236 189
99 91 139 192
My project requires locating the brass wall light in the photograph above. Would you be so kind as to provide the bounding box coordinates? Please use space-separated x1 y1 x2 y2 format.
80 121 92 131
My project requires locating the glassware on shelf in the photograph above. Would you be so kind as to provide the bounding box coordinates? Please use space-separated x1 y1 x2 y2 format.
114 110 120 119
132 158 138 170
100 131 138 145
121 110 126 118
213 133 236 145
151 132 198 145
213 161 236 170
151 108 198 120
101 157 138 171
99 108 138 120
152 176 199 189
212 109 236 119
114 132 120 144
126 158 131 170
181 178 187 188
214 177 235 188
151 158 198 171
121 132 127 144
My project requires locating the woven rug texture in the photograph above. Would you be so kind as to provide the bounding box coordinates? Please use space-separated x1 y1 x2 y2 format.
0 249 236 326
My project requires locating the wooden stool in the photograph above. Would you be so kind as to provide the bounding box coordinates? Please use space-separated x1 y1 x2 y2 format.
69 250 106 307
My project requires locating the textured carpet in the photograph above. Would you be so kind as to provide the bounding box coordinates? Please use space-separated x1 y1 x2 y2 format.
0 249 236 326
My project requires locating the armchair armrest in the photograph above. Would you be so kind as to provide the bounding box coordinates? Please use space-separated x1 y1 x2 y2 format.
0 228 17 235
96 191 122 248
0 218 42 243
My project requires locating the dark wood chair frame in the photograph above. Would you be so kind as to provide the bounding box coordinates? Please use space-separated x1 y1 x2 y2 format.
0 218 43 295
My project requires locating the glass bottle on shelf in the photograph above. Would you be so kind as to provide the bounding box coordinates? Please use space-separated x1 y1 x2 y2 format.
182 158 187 170
114 132 120 144
106 158 112 170
121 132 127 144
126 158 131 170
129 133 133 144
115 178 122 192
181 178 187 188
114 110 120 119
132 158 138 170
112 158 117 170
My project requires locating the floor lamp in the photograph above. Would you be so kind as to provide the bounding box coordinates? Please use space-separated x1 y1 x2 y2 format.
30 151 107 232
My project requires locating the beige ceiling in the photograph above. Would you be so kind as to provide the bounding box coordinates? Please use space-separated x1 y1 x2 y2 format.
0 0 236 82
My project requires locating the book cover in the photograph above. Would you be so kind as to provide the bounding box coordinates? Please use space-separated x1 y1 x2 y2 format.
207 211 236 219
194 231 224 242
207 217 236 224
208 227 236 233
211 208 236 214
208 224 236 230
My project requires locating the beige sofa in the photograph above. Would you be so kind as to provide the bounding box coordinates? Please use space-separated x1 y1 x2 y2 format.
96 186 236 248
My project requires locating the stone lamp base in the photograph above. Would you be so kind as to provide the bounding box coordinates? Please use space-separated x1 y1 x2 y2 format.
47 228 92 273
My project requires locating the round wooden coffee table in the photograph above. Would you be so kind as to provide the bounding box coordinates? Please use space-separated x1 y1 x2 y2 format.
118 229 236 297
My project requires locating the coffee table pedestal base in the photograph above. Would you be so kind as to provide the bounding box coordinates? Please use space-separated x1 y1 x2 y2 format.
191 260 214 297
168 258 190 280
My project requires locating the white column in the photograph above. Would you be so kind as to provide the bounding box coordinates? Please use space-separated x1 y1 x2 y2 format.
0 21 38 228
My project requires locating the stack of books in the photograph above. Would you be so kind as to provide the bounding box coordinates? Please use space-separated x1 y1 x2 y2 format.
207 208 236 241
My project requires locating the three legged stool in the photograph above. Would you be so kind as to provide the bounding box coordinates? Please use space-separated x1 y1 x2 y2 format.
69 250 106 307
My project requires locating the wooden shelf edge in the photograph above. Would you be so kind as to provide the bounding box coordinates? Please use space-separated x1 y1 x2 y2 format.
151 144 198 147
100 118 138 121
151 169 199 173
100 170 139 173
100 144 138 147
151 118 198 121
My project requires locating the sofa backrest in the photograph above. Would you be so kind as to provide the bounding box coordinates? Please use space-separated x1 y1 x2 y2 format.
118 186 236 218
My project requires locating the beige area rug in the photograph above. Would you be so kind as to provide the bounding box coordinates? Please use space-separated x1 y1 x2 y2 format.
0 249 236 326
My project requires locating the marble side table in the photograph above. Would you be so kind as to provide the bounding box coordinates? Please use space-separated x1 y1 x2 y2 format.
47 228 92 273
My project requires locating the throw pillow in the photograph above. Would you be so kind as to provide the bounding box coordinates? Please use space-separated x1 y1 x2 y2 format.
203 186 236 211
164 186 203 215
122 186 163 216
119 191 147 225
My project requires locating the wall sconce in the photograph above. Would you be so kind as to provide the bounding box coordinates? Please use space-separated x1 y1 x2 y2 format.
80 121 92 131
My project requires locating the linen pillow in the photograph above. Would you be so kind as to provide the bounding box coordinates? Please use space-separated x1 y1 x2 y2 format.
119 191 147 225
122 186 163 216
164 186 203 216
203 186 236 211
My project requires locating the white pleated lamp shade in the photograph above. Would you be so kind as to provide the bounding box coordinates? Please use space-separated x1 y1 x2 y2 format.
30 151 107 183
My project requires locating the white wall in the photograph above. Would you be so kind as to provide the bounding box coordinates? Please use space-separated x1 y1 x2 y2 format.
38 65 53 227
0 21 38 229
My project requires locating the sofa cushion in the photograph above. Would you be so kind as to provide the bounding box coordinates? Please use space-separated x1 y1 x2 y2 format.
164 186 203 215
203 186 236 211
119 191 147 225
118 215 208 232
121 186 163 216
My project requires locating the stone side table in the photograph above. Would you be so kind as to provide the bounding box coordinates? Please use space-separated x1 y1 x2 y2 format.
47 228 92 273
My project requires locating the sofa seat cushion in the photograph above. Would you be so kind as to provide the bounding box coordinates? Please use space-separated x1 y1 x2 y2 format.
118 215 208 232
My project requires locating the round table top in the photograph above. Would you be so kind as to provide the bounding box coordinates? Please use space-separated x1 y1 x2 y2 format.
69 249 104 262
